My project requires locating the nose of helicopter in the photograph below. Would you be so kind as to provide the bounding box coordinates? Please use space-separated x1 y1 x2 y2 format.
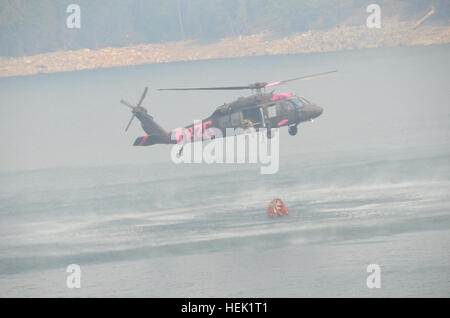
305 104 323 120
312 104 323 118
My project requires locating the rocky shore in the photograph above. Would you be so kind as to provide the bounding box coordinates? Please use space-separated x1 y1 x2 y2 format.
1 19 449 78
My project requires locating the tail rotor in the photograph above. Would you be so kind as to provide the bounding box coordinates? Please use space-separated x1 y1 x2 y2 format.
120 87 149 131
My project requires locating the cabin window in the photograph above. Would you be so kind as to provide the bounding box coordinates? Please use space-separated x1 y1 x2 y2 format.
218 114 231 128
267 105 277 118
230 111 242 126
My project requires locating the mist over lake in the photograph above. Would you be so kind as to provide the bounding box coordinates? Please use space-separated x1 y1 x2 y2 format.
0 44 449 297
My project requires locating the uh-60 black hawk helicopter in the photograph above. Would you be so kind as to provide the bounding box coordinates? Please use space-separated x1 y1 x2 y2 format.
120 70 336 147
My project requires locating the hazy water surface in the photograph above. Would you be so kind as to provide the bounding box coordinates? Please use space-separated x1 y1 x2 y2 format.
0 45 449 297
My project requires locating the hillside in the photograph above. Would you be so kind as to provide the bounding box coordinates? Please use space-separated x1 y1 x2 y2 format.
0 1 449 77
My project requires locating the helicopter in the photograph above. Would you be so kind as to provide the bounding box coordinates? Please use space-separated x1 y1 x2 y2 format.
120 70 336 147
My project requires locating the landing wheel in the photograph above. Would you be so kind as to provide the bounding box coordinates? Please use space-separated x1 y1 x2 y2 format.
288 125 298 136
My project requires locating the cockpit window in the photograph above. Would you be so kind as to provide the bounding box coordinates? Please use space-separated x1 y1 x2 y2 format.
299 97 311 105
287 97 304 110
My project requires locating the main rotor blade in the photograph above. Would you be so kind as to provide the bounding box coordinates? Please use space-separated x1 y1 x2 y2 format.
136 87 148 107
120 100 135 109
159 70 337 92
125 114 136 131
265 70 337 88
159 86 250 91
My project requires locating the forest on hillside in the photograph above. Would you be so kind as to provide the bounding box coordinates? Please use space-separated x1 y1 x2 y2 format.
0 0 448 57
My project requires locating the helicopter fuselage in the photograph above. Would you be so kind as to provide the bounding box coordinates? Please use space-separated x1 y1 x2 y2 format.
133 92 323 146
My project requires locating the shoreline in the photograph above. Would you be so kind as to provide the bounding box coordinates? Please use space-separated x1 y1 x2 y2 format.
1 19 449 78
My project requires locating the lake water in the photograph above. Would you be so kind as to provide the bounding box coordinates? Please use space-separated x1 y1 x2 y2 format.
0 44 449 297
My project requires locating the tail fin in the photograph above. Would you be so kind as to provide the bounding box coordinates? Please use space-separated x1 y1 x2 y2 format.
121 87 170 145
